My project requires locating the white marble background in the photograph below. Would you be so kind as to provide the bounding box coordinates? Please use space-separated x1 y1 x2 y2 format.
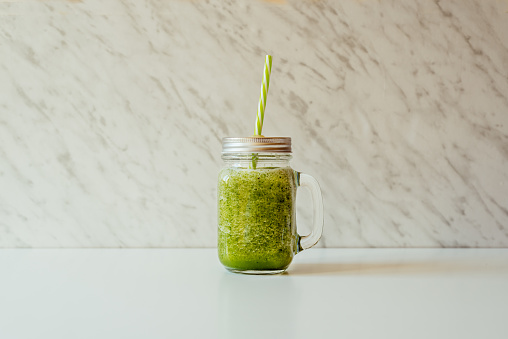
0 0 507 247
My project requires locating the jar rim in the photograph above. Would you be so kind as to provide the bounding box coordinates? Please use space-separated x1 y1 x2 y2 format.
221 137 291 153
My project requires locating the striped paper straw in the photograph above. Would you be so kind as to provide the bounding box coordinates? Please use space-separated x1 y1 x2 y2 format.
254 55 272 135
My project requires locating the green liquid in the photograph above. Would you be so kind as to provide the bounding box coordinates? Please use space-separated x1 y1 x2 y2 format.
218 167 297 271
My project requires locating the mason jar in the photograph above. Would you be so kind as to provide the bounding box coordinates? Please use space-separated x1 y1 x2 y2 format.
217 137 323 274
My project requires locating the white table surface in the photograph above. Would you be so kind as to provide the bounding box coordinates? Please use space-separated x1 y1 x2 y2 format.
1 248 507 339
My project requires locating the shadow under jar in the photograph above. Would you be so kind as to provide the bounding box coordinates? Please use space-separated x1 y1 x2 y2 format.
217 137 324 275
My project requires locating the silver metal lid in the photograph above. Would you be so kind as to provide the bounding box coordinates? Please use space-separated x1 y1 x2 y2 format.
222 137 292 153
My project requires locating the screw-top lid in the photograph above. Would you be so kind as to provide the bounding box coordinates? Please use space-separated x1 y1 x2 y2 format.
222 137 292 153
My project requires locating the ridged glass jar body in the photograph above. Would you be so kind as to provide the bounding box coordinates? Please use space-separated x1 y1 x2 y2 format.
217 153 297 274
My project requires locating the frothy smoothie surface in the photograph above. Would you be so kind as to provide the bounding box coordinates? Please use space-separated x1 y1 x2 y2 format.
218 167 297 271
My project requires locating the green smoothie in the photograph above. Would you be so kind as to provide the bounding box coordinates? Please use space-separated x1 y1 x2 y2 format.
218 166 297 271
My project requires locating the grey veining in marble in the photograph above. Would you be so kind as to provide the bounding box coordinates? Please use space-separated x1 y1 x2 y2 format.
0 0 507 247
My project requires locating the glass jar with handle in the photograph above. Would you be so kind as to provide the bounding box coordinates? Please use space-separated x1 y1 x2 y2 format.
217 137 324 274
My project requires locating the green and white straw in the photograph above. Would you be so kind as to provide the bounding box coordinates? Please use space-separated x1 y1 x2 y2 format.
254 55 272 136
250 55 272 169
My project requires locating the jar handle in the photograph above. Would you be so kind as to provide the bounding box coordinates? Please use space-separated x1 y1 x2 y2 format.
296 172 324 252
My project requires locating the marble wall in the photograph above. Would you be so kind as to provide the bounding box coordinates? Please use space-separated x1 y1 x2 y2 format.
1 0 507 247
